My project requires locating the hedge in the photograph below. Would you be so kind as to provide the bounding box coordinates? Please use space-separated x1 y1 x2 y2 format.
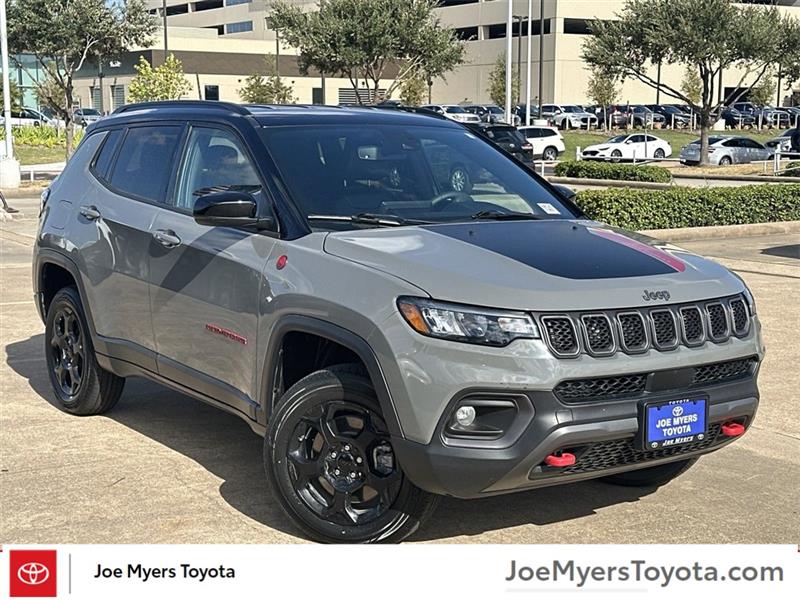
574 184 800 230
554 160 672 184
782 161 800 177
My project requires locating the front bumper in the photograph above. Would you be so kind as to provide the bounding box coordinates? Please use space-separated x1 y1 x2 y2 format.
394 375 759 498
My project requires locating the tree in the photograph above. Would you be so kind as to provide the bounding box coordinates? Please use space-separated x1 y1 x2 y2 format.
8 0 156 157
128 54 192 103
269 0 464 104
487 54 520 108
680 66 702 105
582 0 800 165
238 55 297 104
748 66 775 107
586 67 619 129
0 80 23 113
399 73 427 106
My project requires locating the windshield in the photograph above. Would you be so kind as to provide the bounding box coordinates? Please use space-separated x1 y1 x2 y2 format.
445 106 467 114
260 124 576 230
487 106 504 114
562 105 582 113
78 108 101 116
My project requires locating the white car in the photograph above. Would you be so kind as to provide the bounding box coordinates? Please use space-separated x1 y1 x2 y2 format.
540 104 598 130
421 104 481 124
0 107 50 127
518 125 565 161
581 133 672 162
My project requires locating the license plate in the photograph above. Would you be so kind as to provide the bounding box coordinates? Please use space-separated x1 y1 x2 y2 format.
642 397 707 449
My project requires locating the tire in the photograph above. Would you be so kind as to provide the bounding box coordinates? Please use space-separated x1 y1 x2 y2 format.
449 165 472 193
610 149 623 163
654 148 665 159
719 155 732 166
44 286 125 415
265 364 438 543
601 458 697 488
542 146 558 161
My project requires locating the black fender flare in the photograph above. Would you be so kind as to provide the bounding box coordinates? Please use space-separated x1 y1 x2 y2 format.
259 315 404 438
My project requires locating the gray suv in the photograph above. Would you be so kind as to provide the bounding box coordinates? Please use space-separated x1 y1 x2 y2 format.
33 101 763 543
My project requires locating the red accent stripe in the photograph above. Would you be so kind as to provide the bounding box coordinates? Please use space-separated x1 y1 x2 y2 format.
205 323 248 345
587 227 686 272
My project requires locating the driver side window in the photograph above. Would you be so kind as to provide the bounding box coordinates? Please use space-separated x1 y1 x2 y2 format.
173 126 262 211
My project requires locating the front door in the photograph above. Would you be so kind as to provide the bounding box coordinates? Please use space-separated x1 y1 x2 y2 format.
149 124 279 414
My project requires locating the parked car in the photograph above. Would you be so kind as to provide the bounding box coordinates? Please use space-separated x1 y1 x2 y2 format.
513 104 541 124
461 104 507 124
764 128 798 154
731 102 787 128
33 100 763 544
465 122 534 166
73 107 103 127
679 135 772 165
0 107 49 127
718 107 756 129
582 133 672 162
646 104 691 128
629 105 666 128
518 125 565 161
420 104 481 124
540 104 598 129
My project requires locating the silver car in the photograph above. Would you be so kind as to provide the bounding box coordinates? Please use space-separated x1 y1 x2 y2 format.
679 135 772 166
420 104 481 123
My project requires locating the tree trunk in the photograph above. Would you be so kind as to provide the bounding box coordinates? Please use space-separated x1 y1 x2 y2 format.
64 83 75 159
698 110 712 167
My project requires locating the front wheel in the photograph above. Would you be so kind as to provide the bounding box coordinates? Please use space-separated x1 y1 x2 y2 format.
601 458 697 487
653 148 666 159
265 364 438 543
610 149 623 163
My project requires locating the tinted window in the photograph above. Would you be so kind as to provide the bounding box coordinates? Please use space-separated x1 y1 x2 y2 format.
722 139 739 147
92 129 123 180
260 124 575 228
629 135 645 143
645 135 658 142
445 106 466 114
174 126 261 211
110 126 182 202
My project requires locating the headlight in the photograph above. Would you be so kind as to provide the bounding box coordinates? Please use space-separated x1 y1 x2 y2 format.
397 297 539 347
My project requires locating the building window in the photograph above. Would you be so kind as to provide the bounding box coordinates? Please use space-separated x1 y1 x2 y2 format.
438 0 478 5
338 88 386 105
165 4 189 16
226 20 253 34
204 85 220 101
312 87 324 105
486 19 550 39
455 26 478 41
226 0 251 5
205 25 224 35
111 85 125 110
193 0 224 12
563 18 595 35
91 87 102 111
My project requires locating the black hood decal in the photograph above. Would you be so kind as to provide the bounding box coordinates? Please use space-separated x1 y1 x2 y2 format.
421 221 686 280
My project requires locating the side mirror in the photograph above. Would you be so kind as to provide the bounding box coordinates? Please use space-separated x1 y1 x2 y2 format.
193 190 274 229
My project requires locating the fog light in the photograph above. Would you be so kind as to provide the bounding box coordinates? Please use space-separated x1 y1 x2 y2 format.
454 405 476 427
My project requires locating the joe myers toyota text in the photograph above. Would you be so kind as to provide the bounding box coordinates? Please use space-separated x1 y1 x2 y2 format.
33 101 763 543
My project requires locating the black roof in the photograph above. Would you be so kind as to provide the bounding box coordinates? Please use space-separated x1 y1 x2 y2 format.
104 100 459 128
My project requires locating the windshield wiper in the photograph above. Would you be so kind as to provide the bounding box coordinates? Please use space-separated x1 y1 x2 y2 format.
470 210 544 221
307 213 432 227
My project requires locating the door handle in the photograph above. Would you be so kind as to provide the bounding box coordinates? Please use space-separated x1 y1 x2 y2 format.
153 229 181 248
79 205 101 220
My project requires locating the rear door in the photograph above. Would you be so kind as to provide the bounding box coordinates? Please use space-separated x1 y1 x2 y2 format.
148 123 279 413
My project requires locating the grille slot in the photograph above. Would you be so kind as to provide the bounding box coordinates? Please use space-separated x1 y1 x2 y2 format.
552 424 723 476
554 374 647 402
729 299 749 335
706 302 729 340
581 314 615 355
617 312 648 353
541 316 579 357
679 306 705 346
650 309 678 349
692 357 755 385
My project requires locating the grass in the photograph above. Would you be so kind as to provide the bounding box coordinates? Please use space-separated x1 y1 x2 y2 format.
13 145 67 166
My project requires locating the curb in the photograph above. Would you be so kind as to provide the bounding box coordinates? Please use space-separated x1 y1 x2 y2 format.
1 184 50 199
639 220 800 242
547 176 672 190
670 172 800 183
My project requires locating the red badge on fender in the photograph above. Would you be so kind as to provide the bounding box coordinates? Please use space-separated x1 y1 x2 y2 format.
10 550 57 597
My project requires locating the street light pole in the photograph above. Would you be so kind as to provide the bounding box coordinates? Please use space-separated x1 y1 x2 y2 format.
538 0 544 108
526 0 532 125
1 0 13 159
514 15 523 106
505 0 513 124
162 0 168 57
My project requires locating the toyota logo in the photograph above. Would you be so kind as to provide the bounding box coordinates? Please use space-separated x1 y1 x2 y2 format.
672 406 684 417
17 562 50 585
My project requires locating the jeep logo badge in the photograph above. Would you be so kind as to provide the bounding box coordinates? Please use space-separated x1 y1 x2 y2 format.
643 289 671 302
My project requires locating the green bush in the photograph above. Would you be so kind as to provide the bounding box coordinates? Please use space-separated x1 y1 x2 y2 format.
782 161 800 177
574 184 800 230
554 160 672 183
0 125 83 148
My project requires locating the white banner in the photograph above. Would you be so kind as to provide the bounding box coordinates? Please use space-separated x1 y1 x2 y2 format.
1 544 796 599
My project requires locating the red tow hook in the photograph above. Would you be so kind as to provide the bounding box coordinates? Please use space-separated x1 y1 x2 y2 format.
544 452 576 468
721 422 746 437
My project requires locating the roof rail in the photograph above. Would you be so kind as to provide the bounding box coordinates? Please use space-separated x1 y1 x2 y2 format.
112 100 251 116
371 104 451 121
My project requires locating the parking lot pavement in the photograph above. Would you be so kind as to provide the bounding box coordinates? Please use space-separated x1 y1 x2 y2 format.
2 200 799 544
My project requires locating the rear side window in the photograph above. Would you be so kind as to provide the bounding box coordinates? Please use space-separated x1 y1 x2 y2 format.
109 126 182 202
91 129 123 180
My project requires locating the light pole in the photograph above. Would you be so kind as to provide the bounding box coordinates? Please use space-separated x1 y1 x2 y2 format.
514 14 524 108
162 0 168 57
0 0 20 189
525 0 532 125
505 0 513 124
538 0 544 109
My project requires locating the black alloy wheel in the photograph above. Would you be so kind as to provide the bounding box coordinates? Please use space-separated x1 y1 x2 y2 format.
50 305 85 398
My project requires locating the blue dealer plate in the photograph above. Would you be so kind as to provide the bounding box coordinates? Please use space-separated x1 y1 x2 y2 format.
644 398 707 449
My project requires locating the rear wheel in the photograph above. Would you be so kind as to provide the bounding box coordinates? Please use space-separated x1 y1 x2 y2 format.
601 458 697 487
265 364 438 543
449 165 472 193
719 155 732 166
542 146 558 161
45 287 124 415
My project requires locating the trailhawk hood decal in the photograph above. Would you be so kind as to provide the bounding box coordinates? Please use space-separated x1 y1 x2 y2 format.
323 220 742 311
